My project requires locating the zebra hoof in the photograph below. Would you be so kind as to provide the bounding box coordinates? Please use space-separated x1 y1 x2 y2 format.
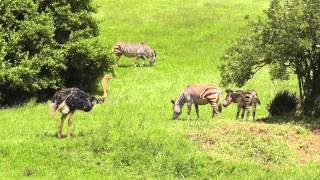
56 132 63 138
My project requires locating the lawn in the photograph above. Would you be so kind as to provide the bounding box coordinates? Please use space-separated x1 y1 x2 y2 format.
0 0 319 179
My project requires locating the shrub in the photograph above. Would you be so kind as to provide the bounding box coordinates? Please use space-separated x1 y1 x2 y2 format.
220 0 320 117
0 0 113 105
312 96 320 118
63 40 112 92
267 91 298 116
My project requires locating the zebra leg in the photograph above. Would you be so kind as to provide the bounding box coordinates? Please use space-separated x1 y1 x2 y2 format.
236 106 241 120
246 108 250 121
252 105 256 121
115 55 121 67
140 56 146 67
212 104 219 118
57 114 67 138
195 104 199 120
134 57 138 67
135 56 141 67
67 112 74 138
241 108 246 120
187 103 192 120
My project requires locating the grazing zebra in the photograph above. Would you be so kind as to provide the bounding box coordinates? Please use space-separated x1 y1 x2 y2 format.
49 74 111 138
223 90 261 121
113 42 156 67
171 84 222 120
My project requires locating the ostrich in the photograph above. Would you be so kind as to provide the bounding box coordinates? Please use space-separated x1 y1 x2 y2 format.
49 74 112 138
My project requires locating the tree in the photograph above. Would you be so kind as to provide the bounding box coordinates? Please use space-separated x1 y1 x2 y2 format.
220 0 320 116
0 0 113 105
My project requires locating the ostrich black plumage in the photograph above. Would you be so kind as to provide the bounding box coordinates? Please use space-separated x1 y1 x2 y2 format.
50 74 111 138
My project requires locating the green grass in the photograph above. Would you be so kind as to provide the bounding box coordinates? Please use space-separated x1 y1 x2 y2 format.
1 0 320 178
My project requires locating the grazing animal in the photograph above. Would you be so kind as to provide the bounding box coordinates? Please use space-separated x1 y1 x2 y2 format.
113 42 156 66
49 74 111 138
223 90 261 121
171 84 222 120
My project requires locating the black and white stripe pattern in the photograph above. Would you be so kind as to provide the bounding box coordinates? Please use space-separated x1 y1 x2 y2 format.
113 42 156 66
171 85 222 120
223 90 261 121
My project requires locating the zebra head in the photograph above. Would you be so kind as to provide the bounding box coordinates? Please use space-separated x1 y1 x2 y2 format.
223 90 234 107
171 100 182 120
223 90 242 107
147 49 156 66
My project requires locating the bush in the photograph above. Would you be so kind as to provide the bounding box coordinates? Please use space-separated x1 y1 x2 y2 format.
0 0 113 106
267 91 298 116
312 96 320 118
63 40 112 92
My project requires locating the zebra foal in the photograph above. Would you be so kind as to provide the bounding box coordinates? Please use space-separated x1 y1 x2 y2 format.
223 90 261 121
171 84 222 120
113 42 156 67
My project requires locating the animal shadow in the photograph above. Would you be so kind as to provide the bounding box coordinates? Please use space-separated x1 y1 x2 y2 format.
118 64 133 68
118 64 152 68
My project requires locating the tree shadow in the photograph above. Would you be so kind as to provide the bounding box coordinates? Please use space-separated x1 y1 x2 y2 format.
0 92 32 108
256 115 320 131
118 64 134 68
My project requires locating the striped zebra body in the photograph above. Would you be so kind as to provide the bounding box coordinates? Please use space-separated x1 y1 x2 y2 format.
223 90 261 121
171 84 222 120
113 42 156 66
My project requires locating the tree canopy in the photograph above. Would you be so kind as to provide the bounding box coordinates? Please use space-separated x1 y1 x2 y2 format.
0 0 113 105
220 0 320 116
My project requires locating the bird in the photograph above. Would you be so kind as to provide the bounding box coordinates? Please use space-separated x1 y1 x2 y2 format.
49 74 112 138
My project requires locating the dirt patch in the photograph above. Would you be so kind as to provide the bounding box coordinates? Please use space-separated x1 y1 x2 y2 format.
294 133 320 164
188 132 215 150
189 122 320 164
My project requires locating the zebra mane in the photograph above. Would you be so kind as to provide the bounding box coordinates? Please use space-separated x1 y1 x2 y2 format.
230 92 242 101
175 92 186 110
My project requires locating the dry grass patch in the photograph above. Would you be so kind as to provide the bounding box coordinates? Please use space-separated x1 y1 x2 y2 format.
189 121 320 165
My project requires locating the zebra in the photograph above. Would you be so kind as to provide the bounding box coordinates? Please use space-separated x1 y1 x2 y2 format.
223 90 261 121
171 84 222 120
49 74 111 138
113 42 156 67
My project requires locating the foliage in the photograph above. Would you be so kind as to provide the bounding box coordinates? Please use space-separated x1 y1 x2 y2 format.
0 0 113 105
220 0 320 116
1 0 320 179
63 39 112 92
312 96 320 118
267 91 298 116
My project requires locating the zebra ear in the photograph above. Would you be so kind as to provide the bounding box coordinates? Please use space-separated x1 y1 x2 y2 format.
171 100 175 104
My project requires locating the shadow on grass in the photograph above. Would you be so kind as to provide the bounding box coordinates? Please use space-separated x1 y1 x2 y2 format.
40 129 94 139
172 117 211 121
256 115 320 131
118 64 152 68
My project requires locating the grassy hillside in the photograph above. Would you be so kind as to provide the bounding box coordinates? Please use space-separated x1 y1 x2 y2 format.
0 0 319 178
